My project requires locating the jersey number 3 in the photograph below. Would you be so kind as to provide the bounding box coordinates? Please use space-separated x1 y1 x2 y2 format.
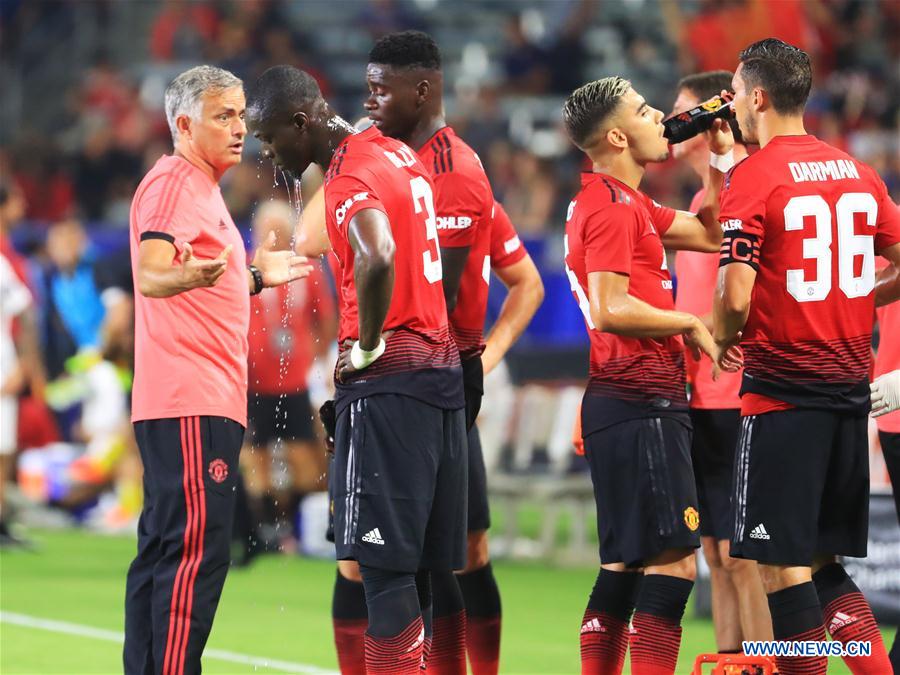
409 176 443 284
784 192 877 302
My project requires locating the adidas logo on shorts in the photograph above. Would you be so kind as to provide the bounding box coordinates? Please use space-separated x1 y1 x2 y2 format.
361 528 385 545
829 611 858 632
580 618 607 634
749 523 771 540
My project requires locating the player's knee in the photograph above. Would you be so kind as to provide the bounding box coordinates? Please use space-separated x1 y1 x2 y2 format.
338 559 363 582
720 551 754 576
463 530 490 571
647 548 696 581
701 537 724 569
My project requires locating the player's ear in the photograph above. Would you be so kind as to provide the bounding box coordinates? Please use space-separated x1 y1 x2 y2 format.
416 79 430 104
291 111 309 132
606 126 628 150
751 86 766 112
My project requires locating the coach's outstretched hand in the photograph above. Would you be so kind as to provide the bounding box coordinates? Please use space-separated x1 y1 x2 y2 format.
252 230 314 288
181 242 231 288
871 369 900 417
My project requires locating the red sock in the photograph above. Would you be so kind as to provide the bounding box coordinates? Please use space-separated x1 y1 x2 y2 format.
629 612 682 675
425 609 466 674
466 616 501 675
823 592 892 675
364 617 425 675
774 625 828 675
580 610 629 675
333 618 367 674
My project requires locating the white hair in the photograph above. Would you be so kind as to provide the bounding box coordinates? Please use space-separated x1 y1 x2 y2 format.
164 65 242 145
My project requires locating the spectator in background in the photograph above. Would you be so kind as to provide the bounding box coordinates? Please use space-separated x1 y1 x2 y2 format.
148 0 219 62
39 218 126 380
501 14 550 95
243 200 336 552
501 149 557 234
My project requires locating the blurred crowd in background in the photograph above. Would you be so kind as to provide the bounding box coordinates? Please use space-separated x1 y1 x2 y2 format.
0 0 898 548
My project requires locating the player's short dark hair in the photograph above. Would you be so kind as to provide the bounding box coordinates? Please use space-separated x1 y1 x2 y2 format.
677 70 743 144
563 76 631 149
247 65 323 123
738 38 811 115
368 30 441 71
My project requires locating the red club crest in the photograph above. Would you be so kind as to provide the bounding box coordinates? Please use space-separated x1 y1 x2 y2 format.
208 459 228 483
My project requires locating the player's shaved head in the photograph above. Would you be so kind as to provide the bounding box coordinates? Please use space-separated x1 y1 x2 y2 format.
563 77 631 150
738 38 811 115
247 65 323 125
369 30 442 71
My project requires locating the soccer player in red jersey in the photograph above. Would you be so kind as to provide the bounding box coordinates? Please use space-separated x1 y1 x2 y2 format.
126 66 311 675
670 71 772 649
358 31 543 675
247 65 468 675
713 38 900 675
562 76 734 675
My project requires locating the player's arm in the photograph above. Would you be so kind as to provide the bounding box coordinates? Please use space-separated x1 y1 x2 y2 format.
136 238 231 298
712 257 756 371
875 244 900 307
349 208 395 349
661 118 734 252
482 255 544 374
589 270 715 360
439 245 470 313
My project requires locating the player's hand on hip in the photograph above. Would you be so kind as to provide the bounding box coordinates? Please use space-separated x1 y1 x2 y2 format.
683 316 716 362
336 331 393 382
705 116 734 156
181 242 231 289
871 369 900 417
252 230 314 288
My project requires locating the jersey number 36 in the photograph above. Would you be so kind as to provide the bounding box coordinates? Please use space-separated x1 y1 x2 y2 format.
784 192 877 303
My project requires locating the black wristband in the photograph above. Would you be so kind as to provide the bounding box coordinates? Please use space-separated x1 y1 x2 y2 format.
248 265 264 295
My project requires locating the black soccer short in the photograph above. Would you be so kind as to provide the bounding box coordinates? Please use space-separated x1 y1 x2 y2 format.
583 415 700 567
730 409 869 566
247 391 316 446
690 408 740 541
879 431 900 523
467 424 490 532
332 394 467 573
462 356 484 431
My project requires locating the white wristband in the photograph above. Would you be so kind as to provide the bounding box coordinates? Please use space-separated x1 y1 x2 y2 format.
350 338 386 370
710 149 735 173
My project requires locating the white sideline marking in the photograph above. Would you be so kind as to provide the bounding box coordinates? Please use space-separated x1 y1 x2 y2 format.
0 611 337 674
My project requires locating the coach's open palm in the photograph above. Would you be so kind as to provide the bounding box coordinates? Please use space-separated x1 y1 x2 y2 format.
252 230 314 288
181 242 231 288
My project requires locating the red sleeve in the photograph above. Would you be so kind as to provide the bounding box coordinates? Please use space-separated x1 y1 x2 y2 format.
325 172 386 235
873 172 900 253
645 196 676 235
718 162 766 270
490 202 527 269
583 202 641 275
135 172 200 249
433 170 491 248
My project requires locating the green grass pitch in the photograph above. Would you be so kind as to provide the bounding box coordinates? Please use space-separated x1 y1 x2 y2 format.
1 529 876 673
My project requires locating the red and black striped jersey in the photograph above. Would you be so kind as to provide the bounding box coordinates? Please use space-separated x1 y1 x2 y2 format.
564 172 684 434
417 127 494 360
324 126 463 412
719 134 900 413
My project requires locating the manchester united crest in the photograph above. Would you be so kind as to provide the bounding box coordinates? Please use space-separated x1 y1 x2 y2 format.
684 507 700 532
208 459 229 484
